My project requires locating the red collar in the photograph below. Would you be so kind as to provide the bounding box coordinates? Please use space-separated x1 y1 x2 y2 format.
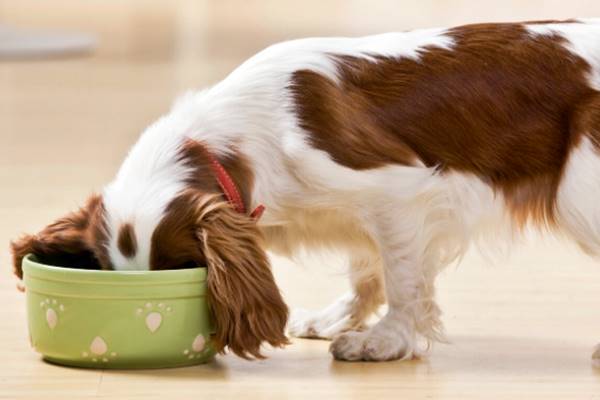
206 152 265 220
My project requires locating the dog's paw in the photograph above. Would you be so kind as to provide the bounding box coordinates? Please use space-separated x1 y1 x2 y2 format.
329 329 410 361
287 307 364 340
287 308 319 338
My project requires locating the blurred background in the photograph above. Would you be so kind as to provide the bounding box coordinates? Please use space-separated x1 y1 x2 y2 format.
3 1 600 398
4 0 600 257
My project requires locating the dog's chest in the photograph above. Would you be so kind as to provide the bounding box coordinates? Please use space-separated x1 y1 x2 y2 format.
260 207 373 257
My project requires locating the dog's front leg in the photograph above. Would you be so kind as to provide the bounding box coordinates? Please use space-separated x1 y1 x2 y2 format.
329 208 446 361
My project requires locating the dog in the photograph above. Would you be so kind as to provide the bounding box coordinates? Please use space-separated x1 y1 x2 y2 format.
11 19 600 363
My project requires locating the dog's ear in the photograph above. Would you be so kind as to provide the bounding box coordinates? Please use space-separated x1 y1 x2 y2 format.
10 195 105 279
195 196 289 359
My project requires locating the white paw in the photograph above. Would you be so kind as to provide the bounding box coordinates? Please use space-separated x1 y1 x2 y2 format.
329 329 410 361
288 307 364 340
287 308 317 338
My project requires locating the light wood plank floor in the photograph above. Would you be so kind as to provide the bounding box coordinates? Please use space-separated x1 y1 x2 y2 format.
2 1 600 398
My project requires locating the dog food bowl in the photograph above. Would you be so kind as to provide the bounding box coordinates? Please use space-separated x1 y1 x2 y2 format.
22 254 215 369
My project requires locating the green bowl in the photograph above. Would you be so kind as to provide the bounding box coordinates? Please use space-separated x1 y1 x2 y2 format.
23 254 215 369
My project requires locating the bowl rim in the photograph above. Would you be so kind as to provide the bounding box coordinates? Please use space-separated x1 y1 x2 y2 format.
23 254 207 285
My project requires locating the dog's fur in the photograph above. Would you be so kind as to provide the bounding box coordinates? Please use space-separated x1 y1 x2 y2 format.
11 20 600 362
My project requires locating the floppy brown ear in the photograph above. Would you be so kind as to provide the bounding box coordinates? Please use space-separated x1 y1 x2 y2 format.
195 196 289 359
10 195 106 279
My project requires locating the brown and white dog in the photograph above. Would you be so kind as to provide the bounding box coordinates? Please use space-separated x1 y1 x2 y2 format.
11 20 600 363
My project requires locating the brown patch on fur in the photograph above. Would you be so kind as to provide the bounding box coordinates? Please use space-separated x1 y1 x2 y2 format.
10 195 110 279
150 192 208 270
117 223 137 258
290 21 596 227
153 141 285 358
178 138 255 210
197 195 289 359
150 191 289 359
150 138 256 270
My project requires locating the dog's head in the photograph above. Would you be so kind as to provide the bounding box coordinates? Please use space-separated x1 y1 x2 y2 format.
11 139 288 359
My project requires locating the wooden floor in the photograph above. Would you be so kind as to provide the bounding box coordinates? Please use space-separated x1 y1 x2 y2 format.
2 1 600 398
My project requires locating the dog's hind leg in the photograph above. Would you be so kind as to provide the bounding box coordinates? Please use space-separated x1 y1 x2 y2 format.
287 247 385 340
557 98 600 256
555 97 600 367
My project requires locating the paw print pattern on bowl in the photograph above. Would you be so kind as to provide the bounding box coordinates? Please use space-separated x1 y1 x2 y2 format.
24 255 213 369
135 302 173 333
182 334 209 359
81 336 118 363
39 298 65 330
